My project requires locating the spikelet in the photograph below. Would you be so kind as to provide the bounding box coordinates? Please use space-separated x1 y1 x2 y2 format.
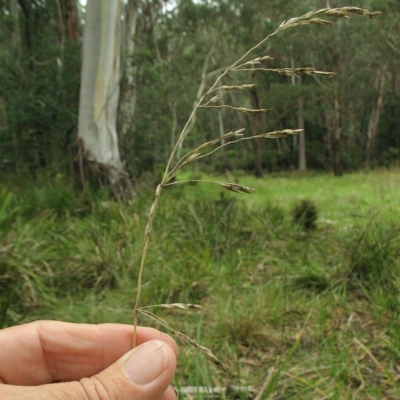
259 129 303 138
210 84 255 92
159 303 203 310
217 182 256 194
176 332 229 373
138 303 203 311
201 104 270 113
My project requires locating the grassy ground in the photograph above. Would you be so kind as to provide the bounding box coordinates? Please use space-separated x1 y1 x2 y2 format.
1 169 400 399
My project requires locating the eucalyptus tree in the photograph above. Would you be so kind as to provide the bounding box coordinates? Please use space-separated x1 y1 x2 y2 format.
77 0 130 196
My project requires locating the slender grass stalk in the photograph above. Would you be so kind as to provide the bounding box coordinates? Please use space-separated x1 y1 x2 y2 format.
131 6 381 353
353 338 398 387
133 184 162 347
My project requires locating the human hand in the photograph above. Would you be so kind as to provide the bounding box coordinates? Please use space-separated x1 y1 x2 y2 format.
0 320 178 400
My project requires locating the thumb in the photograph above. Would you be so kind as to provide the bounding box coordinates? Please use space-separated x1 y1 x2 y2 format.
3 340 177 400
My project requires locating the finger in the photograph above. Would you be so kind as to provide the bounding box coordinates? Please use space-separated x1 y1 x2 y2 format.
161 385 179 400
0 340 177 400
0 320 178 385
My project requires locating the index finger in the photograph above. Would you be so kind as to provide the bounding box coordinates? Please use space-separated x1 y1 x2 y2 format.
0 320 178 386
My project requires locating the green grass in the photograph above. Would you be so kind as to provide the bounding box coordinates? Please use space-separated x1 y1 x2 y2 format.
179 167 400 221
1 169 400 398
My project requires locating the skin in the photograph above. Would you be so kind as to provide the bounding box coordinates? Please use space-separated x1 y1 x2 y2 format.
0 321 178 400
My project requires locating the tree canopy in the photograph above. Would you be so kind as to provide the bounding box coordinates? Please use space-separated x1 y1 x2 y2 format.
0 0 397 185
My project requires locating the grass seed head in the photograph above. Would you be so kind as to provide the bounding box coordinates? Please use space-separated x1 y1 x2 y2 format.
221 128 246 140
193 129 245 153
323 9 351 18
233 107 270 113
233 56 273 69
261 129 303 138
208 95 220 103
271 68 336 77
160 303 203 310
339 7 381 19
217 182 256 194
176 332 229 373
178 152 201 170
217 84 255 91
195 139 222 152
304 18 333 26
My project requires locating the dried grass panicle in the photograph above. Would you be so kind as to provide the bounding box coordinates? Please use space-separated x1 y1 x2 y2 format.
176 332 229 373
302 18 333 27
176 152 201 171
159 303 203 310
245 56 273 64
205 95 220 104
278 7 380 31
274 68 335 77
221 128 246 140
210 84 255 92
172 128 246 176
164 129 249 180
138 308 227 372
236 56 274 68
138 303 203 311
233 67 335 77
133 5 380 377
260 129 303 139
196 131 244 151
224 106 270 114
294 68 335 76
323 9 353 18
194 129 245 153
201 104 270 113
217 182 256 194
322 7 381 19
194 139 222 153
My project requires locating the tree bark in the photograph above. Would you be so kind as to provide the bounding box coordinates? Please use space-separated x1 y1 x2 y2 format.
77 0 128 196
64 0 81 41
217 90 228 168
298 103 306 171
297 77 306 171
365 67 386 168
119 0 139 136
331 88 343 177
250 70 263 178
10 0 21 172
10 0 21 57
55 0 65 53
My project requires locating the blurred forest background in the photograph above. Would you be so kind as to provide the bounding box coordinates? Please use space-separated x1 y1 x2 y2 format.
0 0 398 188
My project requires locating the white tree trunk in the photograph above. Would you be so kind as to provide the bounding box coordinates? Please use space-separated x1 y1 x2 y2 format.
78 0 124 185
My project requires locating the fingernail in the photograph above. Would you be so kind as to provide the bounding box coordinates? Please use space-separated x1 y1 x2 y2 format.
123 341 168 385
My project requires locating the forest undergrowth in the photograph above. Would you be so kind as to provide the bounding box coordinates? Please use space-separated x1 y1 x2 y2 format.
1 169 400 399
